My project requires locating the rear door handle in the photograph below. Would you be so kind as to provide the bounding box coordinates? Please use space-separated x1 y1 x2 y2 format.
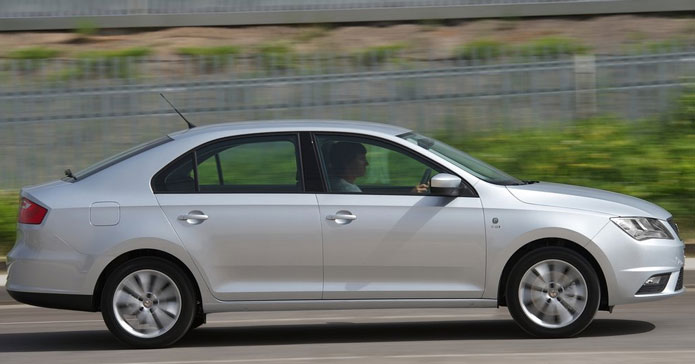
178 210 208 225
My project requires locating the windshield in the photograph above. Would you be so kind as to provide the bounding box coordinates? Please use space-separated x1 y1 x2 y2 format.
398 132 524 185
70 136 172 181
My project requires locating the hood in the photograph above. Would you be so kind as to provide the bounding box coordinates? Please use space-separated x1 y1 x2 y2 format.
506 182 671 219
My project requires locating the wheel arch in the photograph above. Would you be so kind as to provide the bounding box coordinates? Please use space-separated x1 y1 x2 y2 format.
91 249 203 312
497 238 610 311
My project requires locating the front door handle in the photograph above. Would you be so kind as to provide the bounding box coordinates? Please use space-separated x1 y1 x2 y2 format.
178 210 208 225
326 210 357 225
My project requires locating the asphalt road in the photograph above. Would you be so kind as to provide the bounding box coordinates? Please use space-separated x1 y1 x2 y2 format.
1 288 694 364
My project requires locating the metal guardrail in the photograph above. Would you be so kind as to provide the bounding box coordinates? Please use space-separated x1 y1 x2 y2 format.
0 49 694 188
1 0 694 30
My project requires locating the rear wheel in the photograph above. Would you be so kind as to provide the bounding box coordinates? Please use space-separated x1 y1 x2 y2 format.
506 247 600 338
101 257 196 348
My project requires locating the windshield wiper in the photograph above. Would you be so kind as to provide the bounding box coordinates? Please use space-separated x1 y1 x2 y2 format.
524 180 539 184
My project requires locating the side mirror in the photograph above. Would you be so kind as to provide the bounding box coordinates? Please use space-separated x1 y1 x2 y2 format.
430 173 462 197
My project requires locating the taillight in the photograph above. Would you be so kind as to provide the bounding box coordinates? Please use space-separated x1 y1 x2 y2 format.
18 197 48 224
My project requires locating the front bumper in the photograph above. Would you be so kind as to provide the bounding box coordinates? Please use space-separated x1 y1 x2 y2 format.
590 221 685 306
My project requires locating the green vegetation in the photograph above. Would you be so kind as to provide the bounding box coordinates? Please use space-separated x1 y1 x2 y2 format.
453 39 506 60
74 20 98 37
352 43 407 66
177 46 241 72
54 47 153 80
4 47 61 72
453 36 590 60
629 38 689 54
436 94 695 238
255 42 296 71
78 47 151 59
6 47 61 60
517 36 590 57
177 45 241 57
0 191 18 257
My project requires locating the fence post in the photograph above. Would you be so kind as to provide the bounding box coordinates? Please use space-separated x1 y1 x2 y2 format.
574 54 596 119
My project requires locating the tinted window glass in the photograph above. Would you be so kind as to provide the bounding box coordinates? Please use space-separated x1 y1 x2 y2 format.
153 134 301 193
315 134 444 195
152 153 196 193
196 136 301 193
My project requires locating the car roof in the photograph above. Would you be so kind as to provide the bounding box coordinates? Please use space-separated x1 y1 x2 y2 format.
168 120 412 140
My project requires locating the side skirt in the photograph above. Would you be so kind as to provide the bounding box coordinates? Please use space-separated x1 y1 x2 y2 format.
203 298 498 314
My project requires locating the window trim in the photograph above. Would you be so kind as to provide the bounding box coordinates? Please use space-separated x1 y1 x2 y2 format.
152 132 306 194
310 132 478 197
299 132 325 193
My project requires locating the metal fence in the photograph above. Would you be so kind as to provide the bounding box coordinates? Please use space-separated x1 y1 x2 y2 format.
1 47 694 189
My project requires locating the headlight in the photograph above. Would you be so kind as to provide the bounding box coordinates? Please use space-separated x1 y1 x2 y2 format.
611 217 674 241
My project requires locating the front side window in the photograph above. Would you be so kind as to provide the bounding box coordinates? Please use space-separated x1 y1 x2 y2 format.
315 134 444 195
153 134 301 193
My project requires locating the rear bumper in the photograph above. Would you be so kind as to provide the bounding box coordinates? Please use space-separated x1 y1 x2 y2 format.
7 289 96 311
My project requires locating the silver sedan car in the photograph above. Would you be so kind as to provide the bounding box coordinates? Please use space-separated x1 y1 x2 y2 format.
7 120 685 348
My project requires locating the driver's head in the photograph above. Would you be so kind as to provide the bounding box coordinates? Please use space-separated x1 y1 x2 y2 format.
330 142 368 178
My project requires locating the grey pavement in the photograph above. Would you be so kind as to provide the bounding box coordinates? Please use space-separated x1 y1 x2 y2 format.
0 291 694 363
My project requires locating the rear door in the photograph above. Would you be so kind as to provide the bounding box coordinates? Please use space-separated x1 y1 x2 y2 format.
154 133 323 301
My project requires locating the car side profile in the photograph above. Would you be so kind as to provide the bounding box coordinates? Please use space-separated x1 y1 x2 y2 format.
6 120 685 348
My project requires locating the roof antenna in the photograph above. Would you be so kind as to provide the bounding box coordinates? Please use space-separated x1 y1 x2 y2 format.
160 93 196 129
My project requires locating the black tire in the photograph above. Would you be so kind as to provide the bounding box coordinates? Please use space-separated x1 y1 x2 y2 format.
101 257 196 348
506 247 600 338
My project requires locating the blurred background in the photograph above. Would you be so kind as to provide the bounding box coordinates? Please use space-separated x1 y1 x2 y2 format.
0 0 693 256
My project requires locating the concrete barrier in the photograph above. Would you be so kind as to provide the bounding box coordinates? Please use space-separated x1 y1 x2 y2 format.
1 0 693 31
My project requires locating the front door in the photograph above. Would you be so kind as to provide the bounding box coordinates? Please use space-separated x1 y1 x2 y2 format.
155 134 323 301
314 133 486 299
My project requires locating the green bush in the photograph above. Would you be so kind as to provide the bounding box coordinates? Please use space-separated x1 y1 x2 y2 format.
177 45 241 57
72 47 152 79
78 47 151 59
436 114 694 239
5 47 61 72
517 36 590 57
74 20 98 37
0 191 18 257
177 46 241 73
453 37 590 61
256 43 296 71
453 39 506 60
6 47 60 60
352 43 407 66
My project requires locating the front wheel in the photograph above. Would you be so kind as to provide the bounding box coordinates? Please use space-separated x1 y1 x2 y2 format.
506 247 600 338
101 257 196 348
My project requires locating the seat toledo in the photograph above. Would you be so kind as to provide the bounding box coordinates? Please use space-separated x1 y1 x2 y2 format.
6 120 685 348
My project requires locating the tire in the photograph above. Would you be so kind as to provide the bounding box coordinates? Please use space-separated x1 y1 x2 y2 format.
506 247 600 338
101 257 196 348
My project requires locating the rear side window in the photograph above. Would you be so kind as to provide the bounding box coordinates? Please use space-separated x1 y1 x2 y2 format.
153 134 302 193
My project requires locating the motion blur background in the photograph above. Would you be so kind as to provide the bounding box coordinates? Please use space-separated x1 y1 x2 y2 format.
0 0 693 256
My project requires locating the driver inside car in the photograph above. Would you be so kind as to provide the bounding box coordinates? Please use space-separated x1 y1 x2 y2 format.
328 141 428 194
